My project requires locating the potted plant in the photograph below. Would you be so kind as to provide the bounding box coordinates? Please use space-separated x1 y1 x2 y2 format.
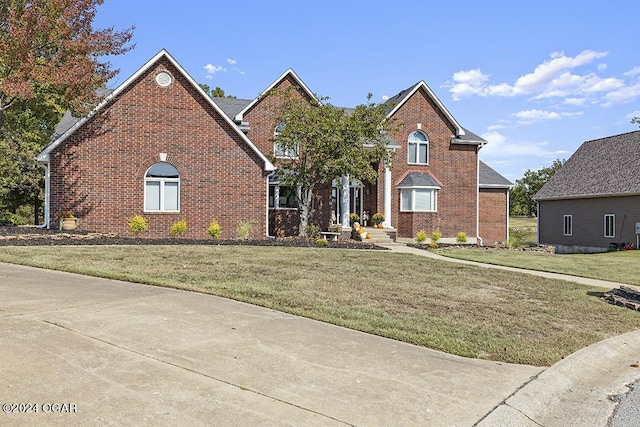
58 210 77 231
371 212 384 228
349 212 360 226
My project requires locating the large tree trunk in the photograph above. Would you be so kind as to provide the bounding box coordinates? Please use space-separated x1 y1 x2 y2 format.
298 187 314 237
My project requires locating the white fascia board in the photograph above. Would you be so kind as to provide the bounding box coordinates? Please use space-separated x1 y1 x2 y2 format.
37 49 275 172
234 68 318 122
479 184 513 189
385 81 465 137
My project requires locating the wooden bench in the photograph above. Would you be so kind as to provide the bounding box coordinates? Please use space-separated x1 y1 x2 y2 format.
319 231 340 241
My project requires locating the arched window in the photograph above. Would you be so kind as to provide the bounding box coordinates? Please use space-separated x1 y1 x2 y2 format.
274 122 299 158
144 162 180 212
408 130 429 164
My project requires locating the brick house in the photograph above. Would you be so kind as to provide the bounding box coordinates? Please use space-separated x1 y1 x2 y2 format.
37 49 511 243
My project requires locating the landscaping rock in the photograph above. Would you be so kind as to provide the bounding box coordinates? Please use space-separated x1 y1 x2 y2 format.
602 286 640 312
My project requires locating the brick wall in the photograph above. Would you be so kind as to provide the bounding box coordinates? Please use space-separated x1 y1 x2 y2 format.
48 58 267 239
479 188 508 245
382 87 479 238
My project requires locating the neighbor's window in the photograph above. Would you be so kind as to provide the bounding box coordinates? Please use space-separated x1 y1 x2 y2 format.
400 188 437 212
408 130 429 164
144 162 180 212
274 122 299 158
563 215 572 236
269 184 298 209
604 214 615 238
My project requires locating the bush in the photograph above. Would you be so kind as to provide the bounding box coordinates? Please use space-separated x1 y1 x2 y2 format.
415 230 427 244
304 223 320 239
237 220 254 240
0 212 20 226
207 220 222 239
349 213 360 225
456 231 467 243
169 219 187 236
430 228 442 244
509 227 532 248
315 238 329 247
127 214 148 236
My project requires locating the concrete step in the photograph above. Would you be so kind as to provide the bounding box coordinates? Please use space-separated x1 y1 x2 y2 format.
359 227 396 243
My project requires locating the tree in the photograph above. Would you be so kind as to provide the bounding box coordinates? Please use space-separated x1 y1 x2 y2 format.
271 90 395 236
0 0 134 222
198 84 235 99
509 159 565 217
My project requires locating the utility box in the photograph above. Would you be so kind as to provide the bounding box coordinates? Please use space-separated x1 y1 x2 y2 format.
636 222 640 234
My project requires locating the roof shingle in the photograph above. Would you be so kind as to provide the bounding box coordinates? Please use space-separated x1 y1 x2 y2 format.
534 131 640 200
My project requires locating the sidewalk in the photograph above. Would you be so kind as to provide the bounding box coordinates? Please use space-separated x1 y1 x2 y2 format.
379 243 640 426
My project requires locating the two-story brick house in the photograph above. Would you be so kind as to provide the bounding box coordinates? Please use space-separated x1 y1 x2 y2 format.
37 49 511 244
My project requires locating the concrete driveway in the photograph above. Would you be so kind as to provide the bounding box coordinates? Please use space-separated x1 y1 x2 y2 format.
0 262 543 426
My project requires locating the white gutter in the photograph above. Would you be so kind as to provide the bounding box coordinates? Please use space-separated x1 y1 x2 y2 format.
35 161 50 229
266 172 276 238
476 147 483 246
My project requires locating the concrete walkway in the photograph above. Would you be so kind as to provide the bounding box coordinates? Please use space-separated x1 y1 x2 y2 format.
2 245 639 426
379 243 640 426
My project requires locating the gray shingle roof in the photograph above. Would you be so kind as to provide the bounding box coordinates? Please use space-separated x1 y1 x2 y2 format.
534 130 640 200
211 97 251 120
479 161 512 188
397 172 441 188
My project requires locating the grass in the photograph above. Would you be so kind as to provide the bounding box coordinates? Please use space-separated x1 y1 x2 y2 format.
438 247 640 286
509 216 537 247
1 245 639 367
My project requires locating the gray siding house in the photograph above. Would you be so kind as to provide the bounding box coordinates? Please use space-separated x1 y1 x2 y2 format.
534 131 640 253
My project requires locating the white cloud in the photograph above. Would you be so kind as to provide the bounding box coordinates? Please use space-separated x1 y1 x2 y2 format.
480 131 569 161
381 95 389 101
204 64 226 79
564 97 587 106
624 66 640 77
227 58 237 65
626 110 640 120
486 124 506 131
597 63 608 71
602 82 640 107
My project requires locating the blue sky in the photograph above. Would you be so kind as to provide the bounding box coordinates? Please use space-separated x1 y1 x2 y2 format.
94 0 640 182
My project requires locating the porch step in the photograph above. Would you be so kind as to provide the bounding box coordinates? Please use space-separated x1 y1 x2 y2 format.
360 227 396 244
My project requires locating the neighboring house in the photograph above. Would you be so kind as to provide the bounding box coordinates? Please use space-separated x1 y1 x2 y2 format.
37 49 511 243
534 131 640 253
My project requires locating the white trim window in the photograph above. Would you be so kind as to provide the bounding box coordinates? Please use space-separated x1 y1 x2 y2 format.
400 188 437 212
604 214 615 238
269 184 298 209
563 215 572 236
408 130 429 164
144 162 180 212
274 122 299 159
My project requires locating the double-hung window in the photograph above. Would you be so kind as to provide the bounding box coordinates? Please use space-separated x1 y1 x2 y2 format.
400 188 437 212
144 162 180 212
604 214 615 238
274 122 299 159
408 130 429 164
563 215 572 236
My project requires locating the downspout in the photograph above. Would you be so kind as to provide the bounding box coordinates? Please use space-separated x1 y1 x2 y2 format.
536 201 540 246
266 171 276 239
36 160 50 229
476 146 483 247
506 189 510 244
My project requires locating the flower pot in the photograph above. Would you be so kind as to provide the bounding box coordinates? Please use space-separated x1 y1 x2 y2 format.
61 218 78 231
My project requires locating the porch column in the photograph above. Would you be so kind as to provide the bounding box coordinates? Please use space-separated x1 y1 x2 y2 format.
383 163 392 228
340 175 350 227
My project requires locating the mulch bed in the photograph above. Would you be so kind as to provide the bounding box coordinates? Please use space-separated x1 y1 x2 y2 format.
0 226 386 250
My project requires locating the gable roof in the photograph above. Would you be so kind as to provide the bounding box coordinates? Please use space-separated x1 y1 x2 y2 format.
36 49 274 171
534 130 640 200
383 81 486 146
233 69 317 122
479 161 513 188
396 172 441 188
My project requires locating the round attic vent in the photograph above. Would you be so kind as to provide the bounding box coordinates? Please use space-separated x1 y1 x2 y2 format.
155 72 172 87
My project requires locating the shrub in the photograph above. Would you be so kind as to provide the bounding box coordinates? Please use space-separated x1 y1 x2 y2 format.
509 227 532 248
169 219 187 236
456 231 467 243
431 229 442 243
415 230 427 244
315 238 329 247
349 213 360 225
127 214 148 236
237 220 254 240
207 220 222 239
0 212 20 226
304 223 320 239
